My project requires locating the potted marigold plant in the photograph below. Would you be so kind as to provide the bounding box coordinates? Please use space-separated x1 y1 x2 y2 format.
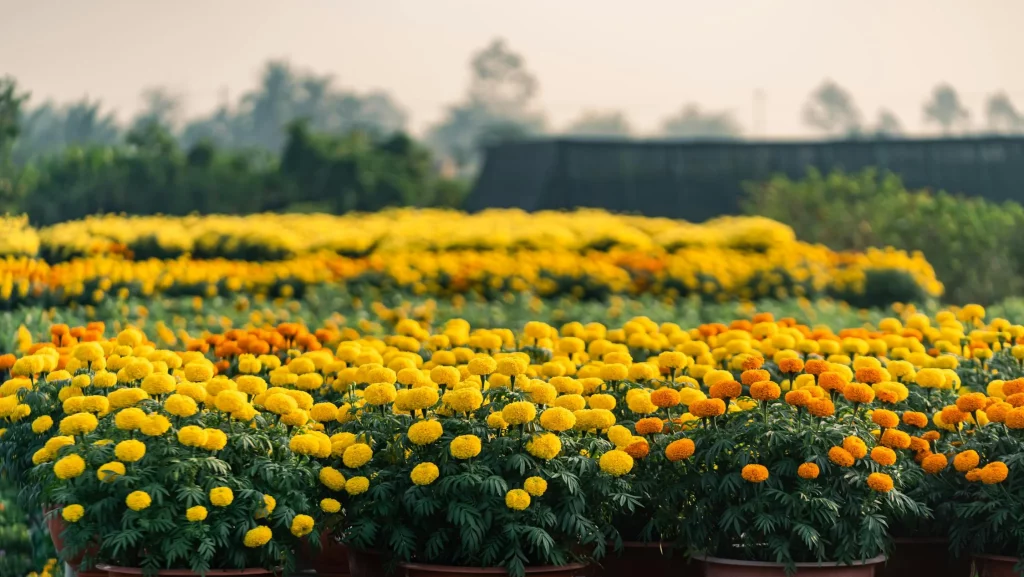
27 349 322 577
672 369 929 576
334 362 607 577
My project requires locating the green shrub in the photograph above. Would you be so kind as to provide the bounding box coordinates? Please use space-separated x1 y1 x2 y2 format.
744 168 1024 304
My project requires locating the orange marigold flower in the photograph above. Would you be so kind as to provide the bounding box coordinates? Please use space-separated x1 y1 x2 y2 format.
965 468 983 482
940 406 967 425
741 369 770 386
828 446 855 467
804 360 829 376
650 388 681 408
876 389 900 404
797 462 820 479
956 393 988 413
749 381 781 401
909 436 929 453
818 372 846 393
785 390 812 407
741 357 764 371
1007 393 1024 408
902 411 928 428
1007 407 1024 429
665 438 695 462
953 450 980 472
980 462 1009 484
921 453 948 474
807 398 835 418
1004 378 1024 396
871 409 899 429
855 368 884 384
922 431 941 442
843 383 875 404
870 446 897 466
843 436 868 459
987 402 1012 423
867 472 894 493
635 417 665 436
625 439 650 459
779 358 804 374
880 429 911 450
741 464 769 483
709 380 742 400
690 399 726 418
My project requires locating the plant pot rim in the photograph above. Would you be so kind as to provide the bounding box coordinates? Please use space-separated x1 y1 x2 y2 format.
696 554 887 568
96 565 276 575
973 554 1021 563
397 562 589 574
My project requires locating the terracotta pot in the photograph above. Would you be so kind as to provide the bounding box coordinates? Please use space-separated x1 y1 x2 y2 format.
397 562 589 577
349 549 388 577
590 542 698 577
311 532 351 577
973 554 1024 577
44 506 87 569
98 566 276 576
878 538 969 577
699 555 886 577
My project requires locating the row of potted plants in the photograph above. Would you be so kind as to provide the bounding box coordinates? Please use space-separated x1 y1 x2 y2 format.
0 309 1022 576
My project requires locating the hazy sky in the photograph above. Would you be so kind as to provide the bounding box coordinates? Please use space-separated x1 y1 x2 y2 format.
2 0 1022 137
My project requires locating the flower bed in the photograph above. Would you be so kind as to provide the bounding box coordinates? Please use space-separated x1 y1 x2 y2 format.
0 305 1020 575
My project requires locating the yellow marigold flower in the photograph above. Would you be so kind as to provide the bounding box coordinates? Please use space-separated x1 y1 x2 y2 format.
44 436 75 454
54 454 86 479
741 464 769 483
321 498 342 513
126 491 152 511
59 413 98 436
444 388 483 413
62 504 85 522
828 446 855 467
209 486 234 507
319 467 346 491
450 435 482 460
97 461 126 483
178 425 209 448
140 415 171 437
345 476 370 495
343 444 374 468
114 439 147 463
797 462 820 479
980 462 1009 484
505 489 531 511
529 382 558 405
408 420 443 445
870 446 897 467
867 472 894 493
186 506 208 522
665 438 695 462
364 383 398 406
922 453 948 475
954 450 980 473
107 388 149 409
524 476 547 497
658 351 688 370
32 448 52 464
32 416 54 434
243 526 272 548
588 394 616 411
526 432 562 460
502 401 537 426
141 373 176 396
599 450 634 477
114 408 147 431
290 514 315 537
468 357 497 376
539 407 576 432
486 412 509 430
411 462 440 486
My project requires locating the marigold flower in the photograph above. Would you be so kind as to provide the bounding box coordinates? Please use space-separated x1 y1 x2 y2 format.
870 446 897 466
690 398 726 418
741 464 769 483
625 439 650 459
526 433 562 460
524 476 548 496
502 401 537 425
97 461 126 482
343 444 374 468
807 398 835 417
599 450 634 477
980 462 1009 484
54 454 86 479
828 446 855 467
634 417 664 436
710 380 742 400
954 450 980 472
921 453 948 474
62 504 85 522
804 360 829 375
956 393 988 414
126 491 152 511
869 409 898 430
345 476 370 495
854 368 883 384
650 388 681 408
880 429 911 450
209 487 234 507
916 368 946 389
244 526 272 548
797 462 820 479
321 498 342 513
450 435 482 460
187 506 208 522
965 468 983 482
665 438 696 462
867 472 894 493
408 420 443 445
539 407 576 432
319 467 346 491
740 370 769 386
505 489 531 510
785 390 812 407
818 372 846 393
902 411 928 428
750 381 781 401
779 358 804 374
290 514 315 537
843 383 875 404
842 436 868 459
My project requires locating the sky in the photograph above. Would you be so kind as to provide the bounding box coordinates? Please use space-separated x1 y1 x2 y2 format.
2 0 1022 137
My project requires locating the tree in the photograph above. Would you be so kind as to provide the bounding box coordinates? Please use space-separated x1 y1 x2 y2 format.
131 87 184 132
874 109 903 138
661 104 741 138
0 77 30 210
565 111 632 137
802 80 861 136
923 83 970 134
985 92 1023 134
427 38 546 172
